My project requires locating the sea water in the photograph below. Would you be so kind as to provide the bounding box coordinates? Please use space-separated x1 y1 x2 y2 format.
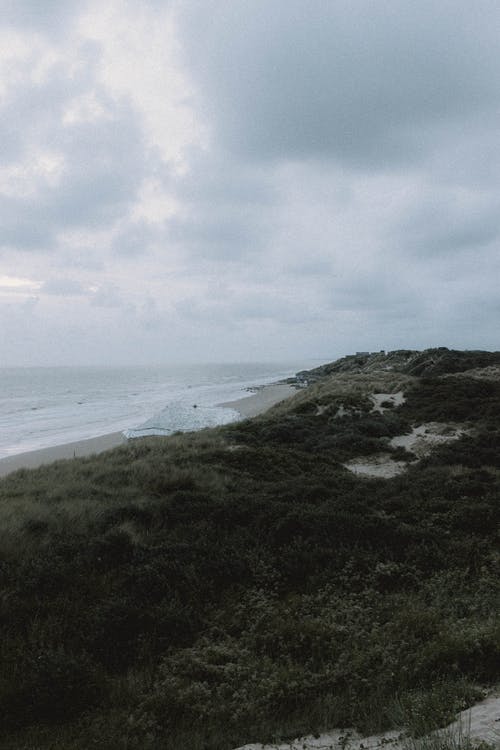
0 362 310 458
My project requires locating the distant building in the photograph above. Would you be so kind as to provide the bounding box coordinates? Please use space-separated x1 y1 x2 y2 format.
355 351 369 356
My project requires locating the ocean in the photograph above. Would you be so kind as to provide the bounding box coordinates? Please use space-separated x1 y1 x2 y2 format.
0 362 311 459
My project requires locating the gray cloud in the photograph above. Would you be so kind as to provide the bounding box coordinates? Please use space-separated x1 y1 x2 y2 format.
90 285 125 308
2 0 85 35
176 287 325 326
168 209 263 260
2 1 500 365
0 54 91 161
394 192 500 257
40 278 86 295
176 0 500 167
0 84 151 251
164 150 279 260
112 221 163 257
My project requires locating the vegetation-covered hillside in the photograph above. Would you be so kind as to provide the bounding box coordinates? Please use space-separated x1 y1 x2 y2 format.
0 349 499 749
297 347 500 382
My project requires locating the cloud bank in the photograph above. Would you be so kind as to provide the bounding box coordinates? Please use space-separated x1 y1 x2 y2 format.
1 0 499 364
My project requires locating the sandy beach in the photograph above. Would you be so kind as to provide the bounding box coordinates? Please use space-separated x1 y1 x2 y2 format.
0 382 296 479
0 432 127 478
219 383 296 418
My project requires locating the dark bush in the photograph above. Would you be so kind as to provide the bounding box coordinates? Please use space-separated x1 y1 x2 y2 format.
0 648 104 729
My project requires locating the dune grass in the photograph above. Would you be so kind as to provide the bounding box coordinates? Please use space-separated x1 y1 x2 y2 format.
0 361 499 749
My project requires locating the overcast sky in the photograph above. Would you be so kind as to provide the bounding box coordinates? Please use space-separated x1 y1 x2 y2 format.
1 0 499 365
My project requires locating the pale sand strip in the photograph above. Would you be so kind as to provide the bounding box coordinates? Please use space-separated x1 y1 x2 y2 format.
219 383 296 418
234 691 500 750
0 432 127 478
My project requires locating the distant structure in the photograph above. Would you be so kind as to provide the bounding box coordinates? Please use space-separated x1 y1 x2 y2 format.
355 351 370 356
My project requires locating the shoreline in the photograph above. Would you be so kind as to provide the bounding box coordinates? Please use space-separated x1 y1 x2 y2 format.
0 432 127 478
218 382 296 418
0 382 297 479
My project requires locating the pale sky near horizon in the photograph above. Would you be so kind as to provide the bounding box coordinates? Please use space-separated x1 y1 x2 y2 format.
1 0 500 365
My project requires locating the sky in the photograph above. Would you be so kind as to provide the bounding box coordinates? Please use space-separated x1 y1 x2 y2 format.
1 0 500 365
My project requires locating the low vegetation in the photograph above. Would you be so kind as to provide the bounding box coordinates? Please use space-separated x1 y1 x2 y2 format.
0 349 499 749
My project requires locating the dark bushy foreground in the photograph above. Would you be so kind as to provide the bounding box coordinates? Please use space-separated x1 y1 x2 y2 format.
0 353 499 749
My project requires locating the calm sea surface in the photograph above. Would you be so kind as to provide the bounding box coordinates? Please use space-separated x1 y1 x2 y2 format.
0 362 312 458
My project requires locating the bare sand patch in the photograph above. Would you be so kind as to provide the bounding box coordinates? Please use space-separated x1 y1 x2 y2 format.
343 453 408 479
317 391 405 419
271 373 415 419
233 691 500 750
389 422 467 458
371 391 406 414
344 422 468 479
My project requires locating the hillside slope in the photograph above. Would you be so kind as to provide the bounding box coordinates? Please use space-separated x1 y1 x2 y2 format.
0 348 499 750
297 347 500 382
